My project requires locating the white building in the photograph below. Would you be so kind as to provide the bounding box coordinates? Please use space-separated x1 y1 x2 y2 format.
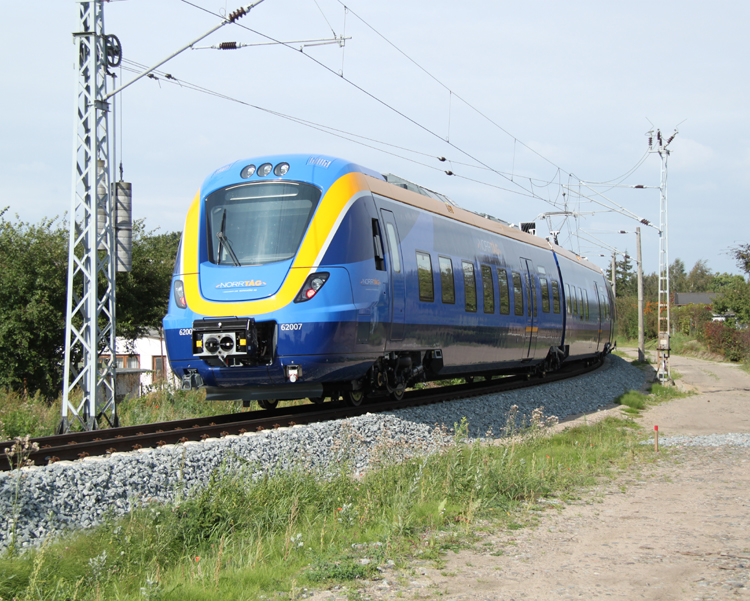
100 329 177 400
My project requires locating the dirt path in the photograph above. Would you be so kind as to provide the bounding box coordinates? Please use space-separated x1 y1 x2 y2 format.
309 353 750 600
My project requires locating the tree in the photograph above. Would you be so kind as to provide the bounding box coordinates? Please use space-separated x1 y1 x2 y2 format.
0 211 180 399
612 253 636 297
669 258 688 293
685 260 715 293
0 211 69 399
115 221 180 342
711 272 746 292
713 242 750 325
728 243 750 276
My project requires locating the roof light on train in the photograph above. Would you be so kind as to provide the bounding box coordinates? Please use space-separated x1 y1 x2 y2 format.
274 162 290 176
240 164 256 178
257 163 273 177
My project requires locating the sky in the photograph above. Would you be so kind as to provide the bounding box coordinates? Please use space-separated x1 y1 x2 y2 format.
1 0 748 277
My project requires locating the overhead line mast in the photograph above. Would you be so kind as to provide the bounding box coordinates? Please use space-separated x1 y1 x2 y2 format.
649 127 677 384
60 0 264 433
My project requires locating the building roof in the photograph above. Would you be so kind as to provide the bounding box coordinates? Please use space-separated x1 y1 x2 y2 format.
674 292 717 306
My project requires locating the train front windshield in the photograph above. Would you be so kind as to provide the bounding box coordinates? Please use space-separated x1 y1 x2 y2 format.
205 182 321 266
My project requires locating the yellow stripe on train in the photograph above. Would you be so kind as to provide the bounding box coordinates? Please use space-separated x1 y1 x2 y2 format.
181 171 370 317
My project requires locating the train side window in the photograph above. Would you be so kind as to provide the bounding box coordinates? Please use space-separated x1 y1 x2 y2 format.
497 268 510 315
584 290 590 320
371 219 385 271
416 251 434 302
565 283 572 315
439 256 455 304
384 222 401 273
512 272 524 316
540 278 550 313
571 285 578 317
577 287 583 318
463 261 477 312
481 265 494 313
551 280 561 314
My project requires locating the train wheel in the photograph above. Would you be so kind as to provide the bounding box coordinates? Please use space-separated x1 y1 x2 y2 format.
308 396 325 405
258 399 278 410
346 391 365 407
390 386 405 401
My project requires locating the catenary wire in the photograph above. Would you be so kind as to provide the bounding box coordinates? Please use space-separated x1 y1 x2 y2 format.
176 0 569 209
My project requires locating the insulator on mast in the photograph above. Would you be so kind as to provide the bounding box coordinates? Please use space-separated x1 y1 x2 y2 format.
96 159 108 250
114 181 132 272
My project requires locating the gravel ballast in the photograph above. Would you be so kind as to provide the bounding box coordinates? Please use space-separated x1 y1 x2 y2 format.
1 355 648 550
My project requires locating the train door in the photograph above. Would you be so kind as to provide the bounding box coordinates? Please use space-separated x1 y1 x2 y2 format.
380 209 405 342
521 258 539 359
593 282 603 352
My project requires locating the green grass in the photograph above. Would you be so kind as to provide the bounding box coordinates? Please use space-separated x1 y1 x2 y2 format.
0 415 653 600
614 379 689 417
615 391 647 414
0 385 317 443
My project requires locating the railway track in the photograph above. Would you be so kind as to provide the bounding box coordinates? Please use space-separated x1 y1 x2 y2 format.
0 358 603 471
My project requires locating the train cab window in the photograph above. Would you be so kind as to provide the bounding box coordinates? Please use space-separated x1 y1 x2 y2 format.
565 283 572 315
384 223 401 273
371 219 385 271
540 278 550 313
512 272 524 316
497 268 511 315
551 280 561 314
439 256 455 304
481 265 494 313
584 290 590 321
416 252 434 302
206 181 321 266
463 261 477 312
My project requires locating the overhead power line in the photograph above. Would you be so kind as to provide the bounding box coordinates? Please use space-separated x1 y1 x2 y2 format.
120 58 559 204
177 0 570 210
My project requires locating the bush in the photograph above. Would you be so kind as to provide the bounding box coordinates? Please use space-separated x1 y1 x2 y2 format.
701 321 750 362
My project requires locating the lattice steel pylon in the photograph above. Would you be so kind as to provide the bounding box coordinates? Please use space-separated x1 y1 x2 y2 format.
59 0 120 433
649 128 677 384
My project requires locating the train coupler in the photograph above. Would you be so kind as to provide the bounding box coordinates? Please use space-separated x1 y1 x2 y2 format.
181 370 204 391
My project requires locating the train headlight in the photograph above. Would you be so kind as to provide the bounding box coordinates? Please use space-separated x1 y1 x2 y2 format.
257 163 273 177
174 279 187 309
240 164 256 178
294 272 330 303
273 162 290 176
220 336 234 352
204 337 220 354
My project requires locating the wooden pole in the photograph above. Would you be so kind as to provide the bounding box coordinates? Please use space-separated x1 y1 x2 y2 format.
637 227 645 362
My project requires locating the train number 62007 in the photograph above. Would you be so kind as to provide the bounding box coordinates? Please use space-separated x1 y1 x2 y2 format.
280 323 303 331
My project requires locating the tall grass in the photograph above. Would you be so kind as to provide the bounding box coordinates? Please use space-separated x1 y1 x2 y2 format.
0 386 253 442
0 382 322 442
0 415 650 600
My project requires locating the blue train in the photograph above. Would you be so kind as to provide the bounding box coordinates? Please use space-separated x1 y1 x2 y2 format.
163 154 615 407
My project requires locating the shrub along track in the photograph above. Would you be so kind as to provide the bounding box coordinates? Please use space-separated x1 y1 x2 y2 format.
0 358 603 470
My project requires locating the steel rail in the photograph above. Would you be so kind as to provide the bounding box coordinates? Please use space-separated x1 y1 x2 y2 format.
1 358 603 471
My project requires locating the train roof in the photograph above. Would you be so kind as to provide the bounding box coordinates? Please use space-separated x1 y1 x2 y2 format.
366 174 605 276
198 153 603 276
